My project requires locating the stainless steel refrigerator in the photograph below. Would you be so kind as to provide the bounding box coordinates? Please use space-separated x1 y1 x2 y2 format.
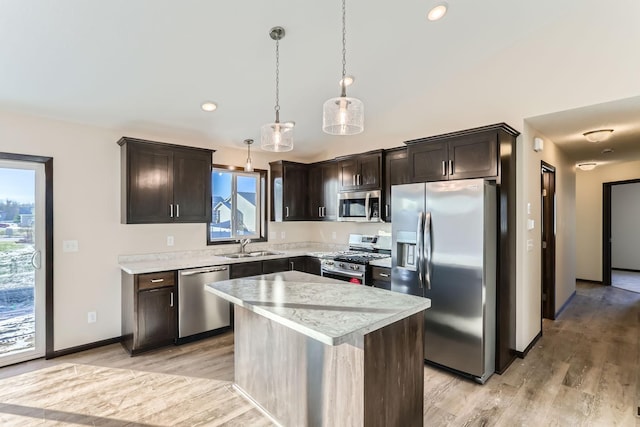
391 178 496 383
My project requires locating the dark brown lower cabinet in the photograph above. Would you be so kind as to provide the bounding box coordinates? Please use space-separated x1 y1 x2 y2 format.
230 261 263 279
305 257 322 276
121 271 177 355
371 266 391 290
137 287 177 348
262 258 290 274
288 256 307 272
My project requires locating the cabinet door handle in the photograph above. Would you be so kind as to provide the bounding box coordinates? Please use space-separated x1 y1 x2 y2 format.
290 261 294 271
285 206 289 218
322 206 326 217
176 204 180 218
385 204 389 218
442 161 447 176
449 160 454 175
170 204 174 217
319 206 322 218
170 292 174 307
352 175 356 186
379 273 390 278
358 174 362 186
150 278 164 283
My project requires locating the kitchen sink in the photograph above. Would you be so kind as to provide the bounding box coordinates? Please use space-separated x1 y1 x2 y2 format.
221 251 283 259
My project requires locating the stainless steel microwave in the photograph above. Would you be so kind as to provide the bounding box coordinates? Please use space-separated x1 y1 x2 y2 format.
337 190 382 222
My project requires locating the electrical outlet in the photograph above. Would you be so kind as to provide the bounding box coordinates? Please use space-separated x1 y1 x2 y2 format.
526 239 534 252
332 231 337 240
87 311 97 323
62 240 79 252
167 236 174 246
280 231 286 239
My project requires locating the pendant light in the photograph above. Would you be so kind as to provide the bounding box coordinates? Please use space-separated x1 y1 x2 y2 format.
323 0 364 135
261 26 294 152
244 139 254 172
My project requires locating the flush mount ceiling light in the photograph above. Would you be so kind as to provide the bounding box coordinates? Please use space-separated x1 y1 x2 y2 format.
583 129 613 142
261 26 294 152
244 139 254 172
427 2 449 21
201 101 217 112
323 0 364 136
577 162 597 171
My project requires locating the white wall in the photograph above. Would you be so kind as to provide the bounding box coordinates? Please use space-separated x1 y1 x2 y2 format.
611 182 640 270
516 123 576 351
576 160 640 280
0 109 316 350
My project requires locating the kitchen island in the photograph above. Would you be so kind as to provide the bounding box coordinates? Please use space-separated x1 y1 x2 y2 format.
205 271 431 427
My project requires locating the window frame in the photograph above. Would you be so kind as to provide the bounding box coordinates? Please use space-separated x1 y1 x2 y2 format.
207 164 268 245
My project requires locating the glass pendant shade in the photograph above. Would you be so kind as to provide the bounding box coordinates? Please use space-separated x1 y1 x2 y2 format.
323 96 364 135
244 138 254 172
261 122 294 152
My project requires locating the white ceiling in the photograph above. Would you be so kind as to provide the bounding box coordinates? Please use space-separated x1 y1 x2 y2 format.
1 0 640 160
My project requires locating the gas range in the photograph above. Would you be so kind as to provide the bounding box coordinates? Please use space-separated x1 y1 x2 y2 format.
320 234 391 285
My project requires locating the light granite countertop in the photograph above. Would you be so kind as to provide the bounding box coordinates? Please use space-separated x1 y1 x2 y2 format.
118 244 344 275
205 271 431 346
369 257 391 268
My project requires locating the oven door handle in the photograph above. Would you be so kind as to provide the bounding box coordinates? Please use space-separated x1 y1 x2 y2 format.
322 269 365 279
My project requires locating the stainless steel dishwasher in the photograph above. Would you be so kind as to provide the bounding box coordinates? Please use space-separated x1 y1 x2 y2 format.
178 265 230 339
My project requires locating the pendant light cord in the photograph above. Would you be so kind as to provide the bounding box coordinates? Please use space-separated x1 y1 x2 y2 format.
341 0 347 97
274 36 280 123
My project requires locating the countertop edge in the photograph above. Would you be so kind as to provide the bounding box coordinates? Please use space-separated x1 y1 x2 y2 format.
205 283 431 346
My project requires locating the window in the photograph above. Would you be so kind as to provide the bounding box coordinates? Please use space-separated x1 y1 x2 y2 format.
208 165 267 244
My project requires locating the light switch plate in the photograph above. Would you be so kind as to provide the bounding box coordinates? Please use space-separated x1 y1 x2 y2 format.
62 240 79 252
167 236 174 246
527 219 535 230
87 311 97 323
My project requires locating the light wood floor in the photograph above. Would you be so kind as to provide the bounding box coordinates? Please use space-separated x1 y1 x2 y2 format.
0 282 638 426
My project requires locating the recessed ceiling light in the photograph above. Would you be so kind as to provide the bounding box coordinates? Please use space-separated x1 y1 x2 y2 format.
583 129 613 142
201 101 218 112
577 162 597 171
427 2 448 21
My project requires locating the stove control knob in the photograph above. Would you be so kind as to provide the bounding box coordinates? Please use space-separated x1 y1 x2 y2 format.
338 263 345 268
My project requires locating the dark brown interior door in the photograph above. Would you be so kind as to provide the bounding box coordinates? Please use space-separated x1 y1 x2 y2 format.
541 163 556 320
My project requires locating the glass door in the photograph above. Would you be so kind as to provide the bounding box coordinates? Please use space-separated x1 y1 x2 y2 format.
0 160 45 366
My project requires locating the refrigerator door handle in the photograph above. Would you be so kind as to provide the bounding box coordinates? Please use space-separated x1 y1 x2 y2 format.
424 211 432 290
417 211 425 288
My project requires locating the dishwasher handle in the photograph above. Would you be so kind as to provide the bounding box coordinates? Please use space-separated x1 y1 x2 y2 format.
180 266 229 276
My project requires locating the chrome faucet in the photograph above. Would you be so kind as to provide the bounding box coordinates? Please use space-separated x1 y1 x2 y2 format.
239 238 251 254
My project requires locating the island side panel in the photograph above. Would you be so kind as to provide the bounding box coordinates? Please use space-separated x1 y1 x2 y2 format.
234 305 365 427
363 311 424 427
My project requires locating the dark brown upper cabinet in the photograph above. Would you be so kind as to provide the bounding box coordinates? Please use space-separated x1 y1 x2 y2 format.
337 150 382 191
119 137 213 224
407 130 500 183
308 160 338 221
383 147 409 222
270 160 308 221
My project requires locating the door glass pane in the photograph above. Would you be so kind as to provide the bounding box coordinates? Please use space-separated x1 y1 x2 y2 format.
0 167 36 357
236 175 257 236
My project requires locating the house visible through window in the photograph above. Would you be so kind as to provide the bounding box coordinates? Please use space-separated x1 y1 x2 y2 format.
209 166 267 244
